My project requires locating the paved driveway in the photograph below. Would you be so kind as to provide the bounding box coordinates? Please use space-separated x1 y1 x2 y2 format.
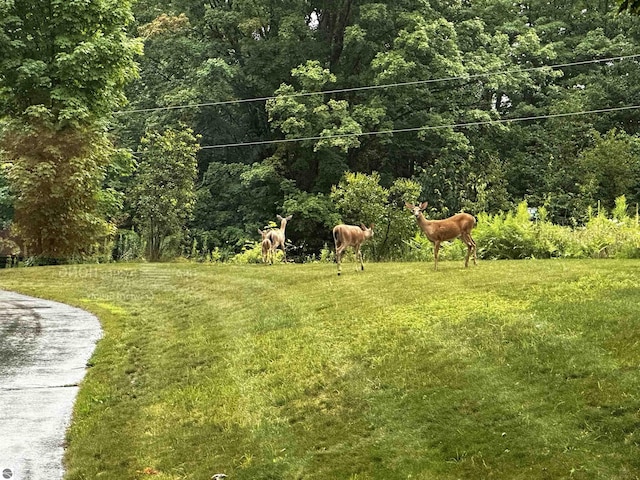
0 290 102 480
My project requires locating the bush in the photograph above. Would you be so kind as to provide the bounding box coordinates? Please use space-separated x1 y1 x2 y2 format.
230 241 264 264
331 171 422 261
475 198 640 260
405 197 640 261
403 231 468 263
113 228 144 261
575 197 640 259
231 241 285 264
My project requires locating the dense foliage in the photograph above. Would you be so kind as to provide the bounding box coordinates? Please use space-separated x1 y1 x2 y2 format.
3 0 640 260
109 0 640 260
0 0 141 258
3 126 116 258
415 196 640 261
131 127 199 261
232 195 640 264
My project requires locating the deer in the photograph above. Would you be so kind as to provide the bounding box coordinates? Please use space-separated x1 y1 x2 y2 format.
405 202 477 270
266 214 293 262
257 229 273 264
332 223 375 275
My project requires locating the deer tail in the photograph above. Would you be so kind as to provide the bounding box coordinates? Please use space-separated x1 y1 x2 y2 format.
333 227 342 246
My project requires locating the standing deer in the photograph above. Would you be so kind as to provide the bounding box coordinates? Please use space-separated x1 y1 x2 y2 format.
333 223 375 275
405 202 477 270
257 229 273 264
266 214 293 262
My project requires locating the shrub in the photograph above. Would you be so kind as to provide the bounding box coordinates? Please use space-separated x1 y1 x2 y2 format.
231 241 285 264
331 171 422 261
230 241 264 264
404 197 640 262
575 197 640 259
474 202 540 259
471 197 640 260
113 228 144 261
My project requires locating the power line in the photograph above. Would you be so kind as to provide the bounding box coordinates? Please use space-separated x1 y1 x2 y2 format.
115 53 640 115
198 104 640 149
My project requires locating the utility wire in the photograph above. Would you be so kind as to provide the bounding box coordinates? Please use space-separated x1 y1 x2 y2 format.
115 53 640 115
197 104 640 149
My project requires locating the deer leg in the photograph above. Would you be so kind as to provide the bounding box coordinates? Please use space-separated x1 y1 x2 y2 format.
434 241 440 270
464 240 471 267
336 244 344 275
470 234 477 265
461 235 471 268
462 233 477 267
355 245 363 271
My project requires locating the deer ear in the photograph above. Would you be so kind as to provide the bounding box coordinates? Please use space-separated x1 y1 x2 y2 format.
419 201 428 210
286 215 293 221
360 223 366 230
405 202 414 210
370 224 375 230
258 229 263 235
277 214 283 222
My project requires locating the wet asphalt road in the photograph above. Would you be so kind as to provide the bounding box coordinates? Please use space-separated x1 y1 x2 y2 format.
0 290 102 480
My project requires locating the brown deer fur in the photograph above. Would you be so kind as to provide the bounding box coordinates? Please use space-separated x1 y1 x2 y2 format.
332 223 374 275
405 202 477 270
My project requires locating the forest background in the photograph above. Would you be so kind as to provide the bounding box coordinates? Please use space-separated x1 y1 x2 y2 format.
3 0 640 262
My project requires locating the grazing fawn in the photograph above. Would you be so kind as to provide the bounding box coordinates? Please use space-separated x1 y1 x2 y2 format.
332 223 374 275
405 202 477 270
266 214 292 262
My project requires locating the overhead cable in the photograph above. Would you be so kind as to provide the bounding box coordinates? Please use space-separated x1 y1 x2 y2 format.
197 104 640 149
115 53 640 115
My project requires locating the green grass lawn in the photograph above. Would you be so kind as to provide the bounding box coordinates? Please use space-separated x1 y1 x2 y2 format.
1 259 639 479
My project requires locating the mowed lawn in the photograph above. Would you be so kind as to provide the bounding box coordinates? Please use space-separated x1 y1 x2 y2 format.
1 259 639 479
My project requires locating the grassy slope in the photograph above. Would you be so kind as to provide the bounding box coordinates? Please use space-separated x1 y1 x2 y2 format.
0 260 639 479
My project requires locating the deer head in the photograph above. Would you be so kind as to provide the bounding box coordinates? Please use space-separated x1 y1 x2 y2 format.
405 202 429 218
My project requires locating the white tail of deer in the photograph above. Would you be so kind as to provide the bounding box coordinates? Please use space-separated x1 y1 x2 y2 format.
405 202 477 270
257 229 273 264
332 223 374 275
266 214 292 262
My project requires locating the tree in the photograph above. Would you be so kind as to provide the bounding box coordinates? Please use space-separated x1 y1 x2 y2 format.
131 127 199 261
0 163 13 230
266 60 371 192
0 0 141 126
619 0 640 14
115 0 640 256
192 160 289 253
0 0 141 258
330 171 421 260
578 130 640 210
282 191 342 257
3 127 117 258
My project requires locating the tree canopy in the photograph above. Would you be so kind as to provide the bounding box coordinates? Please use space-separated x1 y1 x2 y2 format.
0 0 141 258
4 0 640 260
